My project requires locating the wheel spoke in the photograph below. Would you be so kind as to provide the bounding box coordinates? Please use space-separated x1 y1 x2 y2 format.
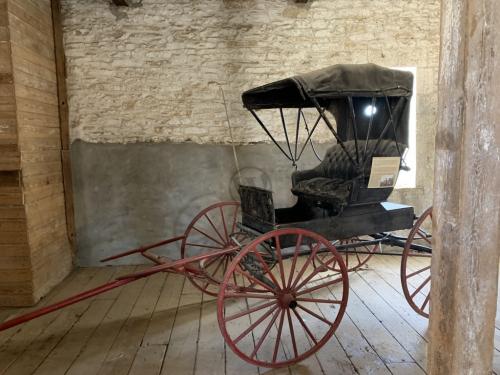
224 292 276 300
250 308 280 359
252 249 281 291
410 275 431 299
224 300 277 322
232 264 238 287
286 309 298 357
287 234 303 288
204 214 226 244
186 242 223 250
355 251 361 264
296 276 344 296
219 207 230 242
295 297 342 304
291 243 320 290
209 256 226 279
230 205 239 236
406 265 431 279
274 236 287 288
233 305 278 344
292 308 317 344
203 254 223 269
297 304 333 326
193 226 225 247
234 268 276 293
272 309 286 363
295 255 338 292
417 228 432 244
421 293 430 311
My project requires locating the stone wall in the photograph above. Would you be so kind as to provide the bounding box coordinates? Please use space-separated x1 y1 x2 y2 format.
60 0 440 144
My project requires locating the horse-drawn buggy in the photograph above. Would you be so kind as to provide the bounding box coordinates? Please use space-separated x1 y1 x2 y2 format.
0 64 433 369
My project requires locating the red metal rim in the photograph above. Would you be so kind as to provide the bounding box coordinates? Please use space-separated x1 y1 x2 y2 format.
181 201 243 297
217 228 349 368
401 207 433 318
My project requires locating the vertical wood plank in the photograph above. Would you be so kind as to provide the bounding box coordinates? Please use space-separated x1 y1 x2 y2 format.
64 266 147 375
50 0 75 250
429 0 500 373
160 279 202 375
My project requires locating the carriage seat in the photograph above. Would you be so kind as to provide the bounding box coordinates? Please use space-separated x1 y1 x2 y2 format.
291 139 404 209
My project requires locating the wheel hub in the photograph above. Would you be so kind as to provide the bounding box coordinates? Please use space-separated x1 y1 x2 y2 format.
278 292 297 309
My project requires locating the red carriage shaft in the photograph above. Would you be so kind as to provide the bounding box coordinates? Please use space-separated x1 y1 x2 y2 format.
99 235 186 262
0 277 139 331
0 235 237 332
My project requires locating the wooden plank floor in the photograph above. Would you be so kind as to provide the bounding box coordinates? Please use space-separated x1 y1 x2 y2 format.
0 255 498 375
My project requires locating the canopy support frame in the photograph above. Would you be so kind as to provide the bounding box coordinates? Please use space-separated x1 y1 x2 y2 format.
360 96 407 171
249 109 293 162
311 97 359 172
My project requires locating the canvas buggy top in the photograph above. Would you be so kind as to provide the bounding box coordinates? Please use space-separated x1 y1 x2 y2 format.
239 64 415 239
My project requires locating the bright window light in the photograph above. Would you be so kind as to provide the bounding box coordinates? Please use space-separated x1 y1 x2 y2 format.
364 105 377 117
393 66 417 189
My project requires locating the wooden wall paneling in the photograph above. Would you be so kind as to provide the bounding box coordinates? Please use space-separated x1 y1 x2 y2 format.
0 0 30 304
0 0 73 305
0 0 19 171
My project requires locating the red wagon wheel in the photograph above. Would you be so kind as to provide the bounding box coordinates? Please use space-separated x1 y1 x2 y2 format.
181 202 274 296
401 207 433 318
218 228 349 368
181 201 245 296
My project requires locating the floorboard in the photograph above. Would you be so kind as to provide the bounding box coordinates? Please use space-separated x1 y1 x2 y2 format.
0 255 499 374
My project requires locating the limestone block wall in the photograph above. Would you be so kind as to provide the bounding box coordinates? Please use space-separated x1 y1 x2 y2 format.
60 0 440 145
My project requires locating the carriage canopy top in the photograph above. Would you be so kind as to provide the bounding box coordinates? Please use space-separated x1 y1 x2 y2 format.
242 63 413 110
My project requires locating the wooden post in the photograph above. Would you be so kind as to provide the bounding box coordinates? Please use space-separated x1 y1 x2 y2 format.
51 0 76 251
429 0 500 374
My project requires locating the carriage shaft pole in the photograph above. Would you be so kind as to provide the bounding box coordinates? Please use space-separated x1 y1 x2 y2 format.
100 235 186 262
0 277 140 332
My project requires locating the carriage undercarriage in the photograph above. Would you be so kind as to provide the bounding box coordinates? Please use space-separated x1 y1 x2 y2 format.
0 200 432 368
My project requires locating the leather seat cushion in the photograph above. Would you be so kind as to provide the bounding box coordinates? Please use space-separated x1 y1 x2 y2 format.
291 177 352 206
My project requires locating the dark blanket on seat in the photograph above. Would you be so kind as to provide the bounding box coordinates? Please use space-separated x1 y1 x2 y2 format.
291 139 405 209
292 177 352 207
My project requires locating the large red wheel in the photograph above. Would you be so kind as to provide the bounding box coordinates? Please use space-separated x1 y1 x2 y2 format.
181 201 245 296
401 207 433 318
217 228 349 368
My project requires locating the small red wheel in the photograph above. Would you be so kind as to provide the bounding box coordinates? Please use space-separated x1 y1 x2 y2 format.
217 228 349 368
181 201 245 296
336 237 380 271
401 207 433 318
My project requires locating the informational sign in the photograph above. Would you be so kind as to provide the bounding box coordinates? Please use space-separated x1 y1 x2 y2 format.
368 157 401 188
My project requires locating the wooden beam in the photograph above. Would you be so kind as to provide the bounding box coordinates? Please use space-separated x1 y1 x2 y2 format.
50 0 76 252
428 0 500 373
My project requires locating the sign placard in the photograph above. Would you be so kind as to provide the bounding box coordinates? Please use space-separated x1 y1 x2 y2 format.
368 157 401 188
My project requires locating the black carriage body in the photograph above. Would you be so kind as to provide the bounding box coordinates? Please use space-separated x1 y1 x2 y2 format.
239 63 416 245
239 185 414 247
